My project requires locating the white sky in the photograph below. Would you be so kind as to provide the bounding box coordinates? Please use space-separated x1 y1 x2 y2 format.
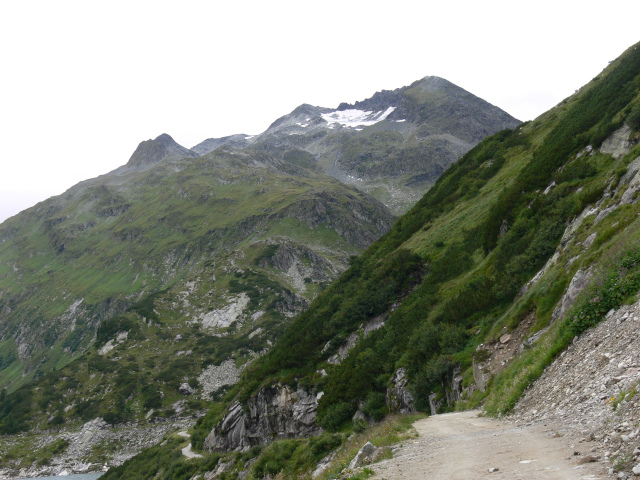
1 0 639 224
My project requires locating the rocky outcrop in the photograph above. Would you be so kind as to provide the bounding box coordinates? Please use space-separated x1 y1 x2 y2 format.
203 385 323 452
551 267 592 323
191 134 252 156
445 366 464 406
600 124 632 159
473 357 488 392
256 239 338 291
386 368 415 414
325 314 387 365
198 294 250 330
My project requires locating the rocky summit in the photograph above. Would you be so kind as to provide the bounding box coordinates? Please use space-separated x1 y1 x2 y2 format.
199 76 520 214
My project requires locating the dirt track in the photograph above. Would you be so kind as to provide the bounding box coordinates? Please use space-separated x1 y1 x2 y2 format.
372 411 609 479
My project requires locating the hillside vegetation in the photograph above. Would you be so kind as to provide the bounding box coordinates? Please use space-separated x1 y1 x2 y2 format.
103 41 640 479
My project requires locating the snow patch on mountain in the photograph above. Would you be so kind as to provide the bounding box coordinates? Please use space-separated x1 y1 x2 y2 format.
321 106 396 128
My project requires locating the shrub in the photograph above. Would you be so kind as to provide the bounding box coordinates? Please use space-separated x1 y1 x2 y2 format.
362 391 387 422
411 355 456 412
319 401 354 432
628 102 640 131
252 439 301 478
309 433 342 459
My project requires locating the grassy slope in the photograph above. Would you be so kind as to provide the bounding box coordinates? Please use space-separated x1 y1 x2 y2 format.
0 150 392 394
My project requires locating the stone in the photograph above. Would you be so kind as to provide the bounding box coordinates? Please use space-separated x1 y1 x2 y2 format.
473 357 487 392
348 441 377 469
582 232 597 248
632 463 640 475
312 451 336 478
514 298 640 477
352 410 367 423
429 392 442 416
488 467 499 472
500 334 512 344
577 455 598 464
179 383 195 395
198 359 240 399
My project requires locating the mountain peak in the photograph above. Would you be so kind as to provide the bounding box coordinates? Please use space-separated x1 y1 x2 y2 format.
155 133 177 144
126 133 198 168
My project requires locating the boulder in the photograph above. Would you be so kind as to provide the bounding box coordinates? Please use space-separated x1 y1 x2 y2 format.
179 383 195 395
348 441 378 469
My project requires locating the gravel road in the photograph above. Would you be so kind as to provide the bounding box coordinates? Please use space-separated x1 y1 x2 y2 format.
372 410 608 479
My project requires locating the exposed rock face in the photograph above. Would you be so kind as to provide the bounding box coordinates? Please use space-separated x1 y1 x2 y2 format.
428 393 442 416
551 268 592 323
600 124 632 159
327 331 360 365
203 385 323 452
255 239 340 294
191 134 251 156
386 368 415 414
198 294 250 330
326 314 387 365
473 358 487 392
179 382 195 395
445 366 464 406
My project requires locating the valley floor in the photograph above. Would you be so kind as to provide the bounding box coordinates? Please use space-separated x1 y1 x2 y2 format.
371 410 606 479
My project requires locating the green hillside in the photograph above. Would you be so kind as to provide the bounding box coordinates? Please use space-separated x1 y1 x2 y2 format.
103 42 640 479
0 145 394 395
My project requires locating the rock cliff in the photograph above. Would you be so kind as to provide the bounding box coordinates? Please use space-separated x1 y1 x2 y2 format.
204 385 323 451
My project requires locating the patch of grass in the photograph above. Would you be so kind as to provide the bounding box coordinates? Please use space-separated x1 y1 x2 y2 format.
611 384 638 411
317 414 424 480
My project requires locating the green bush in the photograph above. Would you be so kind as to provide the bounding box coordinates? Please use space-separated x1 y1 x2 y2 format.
95 316 138 348
319 401 354 432
252 439 301 478
411 355 456 412
362 391 387 422
628 102 640 131
565 249 640 336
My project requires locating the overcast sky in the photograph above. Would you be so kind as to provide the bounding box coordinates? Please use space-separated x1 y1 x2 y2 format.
1 0 639 224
